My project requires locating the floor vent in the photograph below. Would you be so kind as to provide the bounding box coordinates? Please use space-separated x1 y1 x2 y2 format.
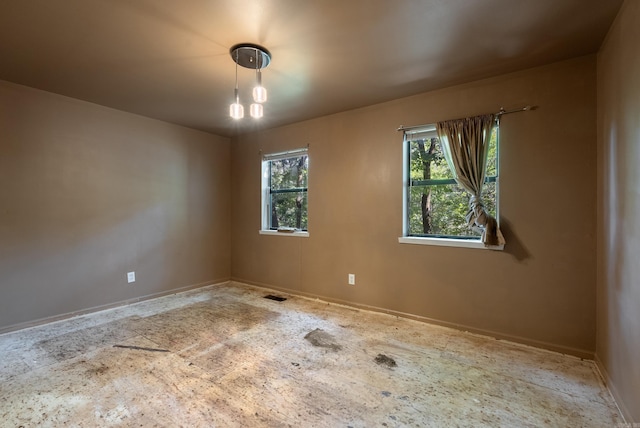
264 294 287 302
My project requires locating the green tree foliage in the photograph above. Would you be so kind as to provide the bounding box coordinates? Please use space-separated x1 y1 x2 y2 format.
407 129 497 238
269 155 308 230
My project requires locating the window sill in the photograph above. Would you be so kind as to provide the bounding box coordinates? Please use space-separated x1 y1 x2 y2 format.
398 236 504 251
259 230 309 238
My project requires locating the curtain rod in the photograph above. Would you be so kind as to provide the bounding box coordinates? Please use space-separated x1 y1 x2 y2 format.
260 145 309 159
397 105 536 132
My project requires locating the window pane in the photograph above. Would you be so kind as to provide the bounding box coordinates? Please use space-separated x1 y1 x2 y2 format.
408 138 453 181
409 184 479 237
408 182 496 238
270 156 308 190
485 128 498 177
270 192 308 230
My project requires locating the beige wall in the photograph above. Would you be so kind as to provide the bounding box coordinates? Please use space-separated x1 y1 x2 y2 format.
0 81 231 330
597 0 640 422
231 56 598 356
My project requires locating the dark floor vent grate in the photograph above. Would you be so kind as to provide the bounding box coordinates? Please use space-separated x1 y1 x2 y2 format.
264 294 287 302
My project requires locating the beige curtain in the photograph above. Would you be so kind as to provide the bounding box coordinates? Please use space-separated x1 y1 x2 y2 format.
436 114 505 247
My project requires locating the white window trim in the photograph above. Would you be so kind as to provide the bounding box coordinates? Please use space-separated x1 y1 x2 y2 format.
399 125 503 251
259 230 309 238
398 236 503 250
261 148 309 236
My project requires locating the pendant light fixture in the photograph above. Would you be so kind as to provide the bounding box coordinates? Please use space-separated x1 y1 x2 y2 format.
229 48 243 119
229 43 271 120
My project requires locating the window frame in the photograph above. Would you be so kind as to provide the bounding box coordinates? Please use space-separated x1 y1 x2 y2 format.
399 125 502 250
260 148 309 237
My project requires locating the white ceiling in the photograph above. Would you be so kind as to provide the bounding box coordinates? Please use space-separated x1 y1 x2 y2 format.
0 0 622 137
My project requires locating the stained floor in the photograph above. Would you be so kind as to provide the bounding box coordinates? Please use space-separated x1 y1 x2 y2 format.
0 282 622 427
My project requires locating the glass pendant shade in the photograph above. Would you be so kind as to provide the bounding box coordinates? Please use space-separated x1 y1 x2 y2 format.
253 85 267 103
230 102 244 119
230 84 243 119
250 103 263 118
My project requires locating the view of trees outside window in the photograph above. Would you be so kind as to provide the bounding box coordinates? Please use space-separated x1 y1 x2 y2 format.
268 154 308 230
407 128 497 238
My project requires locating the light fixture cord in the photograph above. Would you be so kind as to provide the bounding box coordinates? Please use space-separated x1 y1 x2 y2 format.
253 48 259 96
234 49 240 103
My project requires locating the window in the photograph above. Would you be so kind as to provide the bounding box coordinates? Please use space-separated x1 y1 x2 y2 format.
402 125 498 242
261 148 309 235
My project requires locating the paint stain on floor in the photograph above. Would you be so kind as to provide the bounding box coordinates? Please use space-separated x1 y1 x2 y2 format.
304 328 343 351
375 353 397 368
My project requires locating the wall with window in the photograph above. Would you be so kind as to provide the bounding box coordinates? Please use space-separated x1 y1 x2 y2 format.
597 0 640 422
0 81 231 330
231 55 597 356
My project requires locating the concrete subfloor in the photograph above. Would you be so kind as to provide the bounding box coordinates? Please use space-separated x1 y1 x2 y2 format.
0 282 622 427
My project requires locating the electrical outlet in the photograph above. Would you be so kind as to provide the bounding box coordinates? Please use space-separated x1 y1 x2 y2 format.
127 271 136 283
348 274 355 285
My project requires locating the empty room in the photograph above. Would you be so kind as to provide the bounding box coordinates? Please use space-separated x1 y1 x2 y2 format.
1 0 638 426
